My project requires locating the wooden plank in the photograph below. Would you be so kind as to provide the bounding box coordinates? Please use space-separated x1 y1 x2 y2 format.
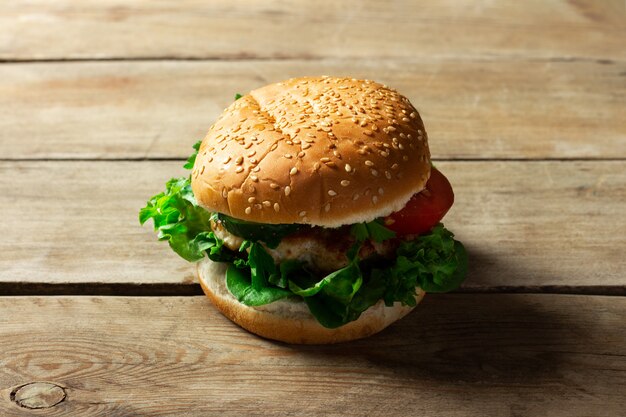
1 160 624 290
0 0 624 60
0 294 624 416
1 59 625 160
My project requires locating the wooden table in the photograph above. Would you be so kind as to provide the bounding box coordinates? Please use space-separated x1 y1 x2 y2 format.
1 1 625 415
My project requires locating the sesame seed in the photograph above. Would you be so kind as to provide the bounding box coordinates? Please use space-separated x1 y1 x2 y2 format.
270 183 280 190
363 130 373 136
378 188 384 195
254 204 262 210
248 197 256 203
250 175 259 182
385 171 392 179
341 180 350 187
252 166 260 172
399 143 405 150
263 200 271 207
290 167 298 175
284 154 292 159
222 156 231 164
235 166 244 173
403 156 409 161
302 143 311 150
273 203 280 212
299 211 307 217
328 190 337 196
320 157 330 162
402 117 410 122
247 150 256 157
371 169 378 177
353 193 360 201
345 164 353 172
200 166 205 174
372 196 378 204
365 160 374 167
245 207 252 215
298 151 306 158
222 188 228 198
235 156 243 165
387 126 397 132
391 163 399 170
284 186 291 196
324 203 331 212
313 162 321 171
410 112 417 118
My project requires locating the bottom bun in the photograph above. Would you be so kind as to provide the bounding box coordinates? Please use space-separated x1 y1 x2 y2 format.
196 257 425 344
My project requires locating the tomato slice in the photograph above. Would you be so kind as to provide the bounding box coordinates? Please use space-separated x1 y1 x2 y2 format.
385 167 454 236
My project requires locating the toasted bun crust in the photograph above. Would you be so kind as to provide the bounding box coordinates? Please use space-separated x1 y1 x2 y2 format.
197 258 424 344
191 76 431 227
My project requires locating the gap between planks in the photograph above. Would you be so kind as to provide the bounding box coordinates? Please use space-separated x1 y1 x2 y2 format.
0 55 623 64
0 283 624 297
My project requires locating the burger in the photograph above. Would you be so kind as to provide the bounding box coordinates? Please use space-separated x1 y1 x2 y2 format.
140 76 467 344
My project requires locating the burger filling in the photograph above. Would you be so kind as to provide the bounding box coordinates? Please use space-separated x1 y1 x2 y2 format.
212 219 398 273
141 142 467 328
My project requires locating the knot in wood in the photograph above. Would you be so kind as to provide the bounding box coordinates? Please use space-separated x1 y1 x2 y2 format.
11 382 66 409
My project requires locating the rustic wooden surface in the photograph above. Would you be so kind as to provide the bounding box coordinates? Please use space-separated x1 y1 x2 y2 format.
1 0 625 415
1 0 624 60
1 160 624 291
1 59 624 160
0 295 624 417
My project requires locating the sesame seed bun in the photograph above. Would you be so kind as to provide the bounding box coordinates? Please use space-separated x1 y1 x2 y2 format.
191 76 431 227
197 258 424 344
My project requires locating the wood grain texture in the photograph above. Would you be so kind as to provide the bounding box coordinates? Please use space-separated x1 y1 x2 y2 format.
1 59 625 160
1 160 624 289
0 295 624 416
1 0 624 60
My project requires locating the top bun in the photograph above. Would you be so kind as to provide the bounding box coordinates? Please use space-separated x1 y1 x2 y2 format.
191 76 431 227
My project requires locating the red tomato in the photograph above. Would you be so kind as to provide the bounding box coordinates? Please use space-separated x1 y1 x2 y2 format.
385 167 454 236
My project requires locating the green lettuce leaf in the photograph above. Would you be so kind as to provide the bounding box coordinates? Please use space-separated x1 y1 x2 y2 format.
226 264 292 306
139 176 214 261
248 241 279 290
216 213 304 248
351 219 396 242
289 260 362 303
393 224 467 293
183 140 202 169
